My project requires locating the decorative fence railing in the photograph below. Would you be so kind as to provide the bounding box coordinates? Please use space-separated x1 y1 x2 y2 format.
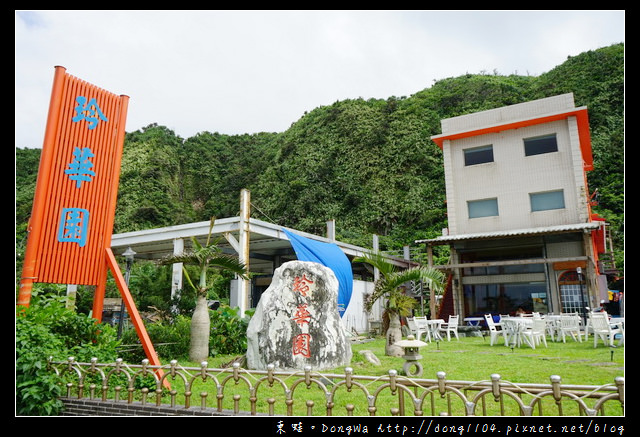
49 357 624 416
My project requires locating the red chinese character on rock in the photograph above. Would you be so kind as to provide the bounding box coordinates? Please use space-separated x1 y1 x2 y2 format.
292 333 311 358
292 304 311 326
293 274 314 296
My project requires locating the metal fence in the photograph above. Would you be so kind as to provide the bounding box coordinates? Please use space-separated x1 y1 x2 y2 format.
49 357 624 416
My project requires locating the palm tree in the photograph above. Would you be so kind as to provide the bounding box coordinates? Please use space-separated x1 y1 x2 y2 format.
161 218 249 362
354 251 445 356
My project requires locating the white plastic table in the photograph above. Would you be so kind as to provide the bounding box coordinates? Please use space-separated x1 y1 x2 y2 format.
425 319 445 341
463 317 484 326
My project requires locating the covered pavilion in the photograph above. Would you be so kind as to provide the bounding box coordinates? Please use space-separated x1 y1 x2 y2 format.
109 190 415 330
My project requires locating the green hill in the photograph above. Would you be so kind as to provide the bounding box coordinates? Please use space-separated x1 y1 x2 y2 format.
16 44 624 264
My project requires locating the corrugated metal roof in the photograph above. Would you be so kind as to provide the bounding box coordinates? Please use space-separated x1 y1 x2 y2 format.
416 222 602 245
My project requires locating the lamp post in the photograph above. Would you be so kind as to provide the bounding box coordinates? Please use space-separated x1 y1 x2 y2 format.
117 246 136 339
576 267 590 315
576 266 587 322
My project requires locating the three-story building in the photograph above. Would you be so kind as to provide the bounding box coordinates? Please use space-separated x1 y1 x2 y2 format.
419 93 611 318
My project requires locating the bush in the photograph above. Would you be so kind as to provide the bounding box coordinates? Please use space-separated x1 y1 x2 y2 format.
16 315 64 415
16 294 120 415
118 306 253 362
119 315 192 363
209 306 253 356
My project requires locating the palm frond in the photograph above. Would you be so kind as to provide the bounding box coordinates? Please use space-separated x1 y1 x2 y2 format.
191 235 204 252
387 266 445 294
394 294 418 317
358 253 445 314
205 253 250 279
353 251 396 277
205 216 216 246
160 238 229 266
181 264 198 293
364 277 391 312
158 218 250 290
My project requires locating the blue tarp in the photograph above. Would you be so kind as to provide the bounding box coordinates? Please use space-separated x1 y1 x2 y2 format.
282 229 353 317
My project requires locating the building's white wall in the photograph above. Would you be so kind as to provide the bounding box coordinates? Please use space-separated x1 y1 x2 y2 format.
341 280 375 334
443 97 589 236
442 139 457 234
567 116 592 223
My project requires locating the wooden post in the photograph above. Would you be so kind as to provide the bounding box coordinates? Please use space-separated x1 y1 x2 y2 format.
238 189 251 316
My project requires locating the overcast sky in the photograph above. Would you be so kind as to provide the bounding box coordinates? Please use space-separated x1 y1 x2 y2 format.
15 10 625 149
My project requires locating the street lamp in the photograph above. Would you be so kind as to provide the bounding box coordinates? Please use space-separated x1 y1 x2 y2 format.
576 266 587 323
117 246 136 339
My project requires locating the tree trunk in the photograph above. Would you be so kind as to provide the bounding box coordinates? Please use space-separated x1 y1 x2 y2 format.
189 293 210 362
385 312 404 357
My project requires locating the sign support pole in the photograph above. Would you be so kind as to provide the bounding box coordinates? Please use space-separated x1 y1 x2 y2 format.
105 248 169 388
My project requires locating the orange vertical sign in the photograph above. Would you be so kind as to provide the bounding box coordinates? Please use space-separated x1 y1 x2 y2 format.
19 66 129 306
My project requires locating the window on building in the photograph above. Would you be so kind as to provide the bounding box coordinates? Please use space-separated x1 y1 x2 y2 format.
463 282 548 316
461 246 545 276
530 190 565 211
524 134 558 156
468 198 499 218
464 145 494 166
558 270 588 315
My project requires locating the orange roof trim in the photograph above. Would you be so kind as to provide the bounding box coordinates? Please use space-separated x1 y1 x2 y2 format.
432 108 593 171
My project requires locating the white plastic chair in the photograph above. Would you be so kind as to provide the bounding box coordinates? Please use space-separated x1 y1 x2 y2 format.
521 318 548 349
500 318 520 347
414 316 432 342
545 315 560 340
610 317 624 346
406 317 427 342
406 316 416 335
484 314 505 346
438 315 459 341
501 317 537 347
557 313 582 343
590 312 622 348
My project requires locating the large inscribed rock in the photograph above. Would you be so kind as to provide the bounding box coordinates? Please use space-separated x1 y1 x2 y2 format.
246 261 352 370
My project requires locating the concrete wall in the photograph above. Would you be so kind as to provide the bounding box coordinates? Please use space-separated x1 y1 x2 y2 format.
440 94 590 236
341 279 375 335
59 397 251 416
443 120 587 235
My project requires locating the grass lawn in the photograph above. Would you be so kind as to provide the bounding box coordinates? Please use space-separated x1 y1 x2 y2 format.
342 334 624 386
169 333 623 416
202 334 624 386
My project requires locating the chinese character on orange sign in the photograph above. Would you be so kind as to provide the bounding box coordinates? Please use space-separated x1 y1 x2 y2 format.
292 304 311 326
65 147 96 188
293 274 314 296
57 208 90 247
292 333 311 358
57 97 104 249
72 96 108 129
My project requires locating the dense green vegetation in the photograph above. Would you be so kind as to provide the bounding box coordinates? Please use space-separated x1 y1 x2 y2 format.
16 292 121 415
16 291 253 415
16 43 624 299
